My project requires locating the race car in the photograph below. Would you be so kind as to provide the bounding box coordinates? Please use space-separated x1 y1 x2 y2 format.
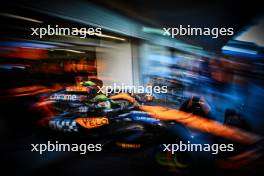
34 80 264 175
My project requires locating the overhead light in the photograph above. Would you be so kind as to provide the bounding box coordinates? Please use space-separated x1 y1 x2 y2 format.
95 33 126 41
0 13 43 23
142 27 164 35
76 29 126 41
51 49 85 53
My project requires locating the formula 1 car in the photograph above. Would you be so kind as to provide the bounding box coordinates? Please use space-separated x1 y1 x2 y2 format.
34 79 264 175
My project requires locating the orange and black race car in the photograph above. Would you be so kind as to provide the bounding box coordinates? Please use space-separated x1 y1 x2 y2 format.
34 80 264 174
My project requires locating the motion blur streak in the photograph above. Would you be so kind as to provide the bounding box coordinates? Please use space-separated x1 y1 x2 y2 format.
0 13 43 23
0 47 48 60
140 105 261 145
5 84 63 97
